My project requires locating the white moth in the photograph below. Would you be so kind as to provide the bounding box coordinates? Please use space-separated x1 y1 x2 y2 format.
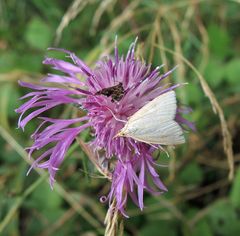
116 90 185 145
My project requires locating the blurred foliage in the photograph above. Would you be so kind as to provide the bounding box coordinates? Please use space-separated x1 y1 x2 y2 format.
0 0 239 235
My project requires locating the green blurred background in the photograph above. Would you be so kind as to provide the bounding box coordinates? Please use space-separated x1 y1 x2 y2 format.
0 0 240 235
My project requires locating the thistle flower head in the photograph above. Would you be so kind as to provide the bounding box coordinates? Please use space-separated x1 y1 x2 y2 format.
16 38 194 215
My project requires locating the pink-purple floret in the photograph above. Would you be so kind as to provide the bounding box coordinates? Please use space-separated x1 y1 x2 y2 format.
16 39 194 216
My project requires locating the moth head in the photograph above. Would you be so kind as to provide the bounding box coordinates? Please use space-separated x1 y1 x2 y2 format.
114 128 127 138
114 124 136 139
114 124 131 138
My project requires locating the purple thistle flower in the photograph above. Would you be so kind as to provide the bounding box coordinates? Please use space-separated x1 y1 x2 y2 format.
16 38 194 216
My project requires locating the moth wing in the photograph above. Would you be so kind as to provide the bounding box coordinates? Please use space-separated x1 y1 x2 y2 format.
128 91 177 123
127 119 185 145
121 91 185 145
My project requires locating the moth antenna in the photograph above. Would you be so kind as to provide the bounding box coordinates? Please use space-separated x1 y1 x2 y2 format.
105 107 127 123
149 143 169 157
148 143 158 149
152 162 169 168
159 145 170 157
78 169 107 179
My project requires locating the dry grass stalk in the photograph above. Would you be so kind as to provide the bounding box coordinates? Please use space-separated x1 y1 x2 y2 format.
104 198 123 236
153 44 234 181
55 0 91 45
91 0 117 35
100 0 140 47
77 139 112 180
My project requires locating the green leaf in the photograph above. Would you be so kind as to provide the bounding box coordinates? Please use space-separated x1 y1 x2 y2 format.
140 222 177 236
0 83 20 128
192 220 213 236
25 18 52 50
29 181 62 210
224 59 240 85
0 51 18 73
204 60 225 87
230 167 240 208
16 53 43 72
179 162 203 185
185 83 202 104
207 200 240 236
208 24 231 58
6 84 21 118
31 0 62 18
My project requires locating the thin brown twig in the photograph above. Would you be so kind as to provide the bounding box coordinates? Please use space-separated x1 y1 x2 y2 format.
104 198 123 236
39 208 76 236
77 138 112 180
100 0 140 47
223 94 240 106
188 203 213 227
165 16 186 102
55 0 91 45
195 1 209 72
156 14 169 74
182 0 195 32
91 0 117 35
155 196 188 224
0 70 42 82
0 126 103 232
177 178 229 201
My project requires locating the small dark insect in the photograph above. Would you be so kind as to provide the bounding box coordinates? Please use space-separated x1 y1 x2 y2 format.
95 82 124 102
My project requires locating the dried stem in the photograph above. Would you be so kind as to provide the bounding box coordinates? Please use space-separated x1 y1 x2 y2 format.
77 138 112 180
55 0 90 45
153 44 234 181
104 199 124 236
